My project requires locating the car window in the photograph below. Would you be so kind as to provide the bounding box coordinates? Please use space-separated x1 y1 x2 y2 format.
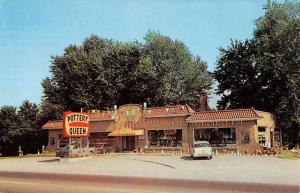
63 146 69 151
194 143 209 147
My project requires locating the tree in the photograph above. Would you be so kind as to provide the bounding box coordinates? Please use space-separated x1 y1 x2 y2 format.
142 31 212 108
214 1 300 146
0 106 20 155
214 39 260 109
0 101 47 156
17 100 45 154
41 32 212 114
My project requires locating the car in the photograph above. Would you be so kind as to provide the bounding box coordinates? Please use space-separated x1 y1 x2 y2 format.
56 145 95 157
191 141 213 159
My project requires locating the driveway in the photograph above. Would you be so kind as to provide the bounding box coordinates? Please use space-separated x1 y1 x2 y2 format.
0 154 299 185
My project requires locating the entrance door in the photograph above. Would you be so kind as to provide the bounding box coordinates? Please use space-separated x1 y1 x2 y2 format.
123 136 135 151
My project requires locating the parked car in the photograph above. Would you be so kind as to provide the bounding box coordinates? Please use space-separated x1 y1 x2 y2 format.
191 141 213 159
56 145 95 157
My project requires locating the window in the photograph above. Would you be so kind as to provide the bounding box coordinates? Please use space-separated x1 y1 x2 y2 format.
50 137 55 145
242 132 250 143
194 128 236 147
194 142 210 147
148 129 182 148
258 135 266 146
59 134 63 140
258 127 266 132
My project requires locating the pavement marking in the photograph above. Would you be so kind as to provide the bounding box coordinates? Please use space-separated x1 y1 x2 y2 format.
0 179 35 186
0 179 169 193
121 157 176 169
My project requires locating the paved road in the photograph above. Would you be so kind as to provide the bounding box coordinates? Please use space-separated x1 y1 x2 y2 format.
0 155 299 185
0 171 298 193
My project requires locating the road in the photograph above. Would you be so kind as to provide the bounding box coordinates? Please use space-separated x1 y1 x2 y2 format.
0 171 298 193
0 155 299 185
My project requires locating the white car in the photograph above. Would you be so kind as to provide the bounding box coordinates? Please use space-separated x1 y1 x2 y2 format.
56 145 95 157
191 141 213 159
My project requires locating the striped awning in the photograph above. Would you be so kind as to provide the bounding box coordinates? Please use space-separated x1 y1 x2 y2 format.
108 129 144 136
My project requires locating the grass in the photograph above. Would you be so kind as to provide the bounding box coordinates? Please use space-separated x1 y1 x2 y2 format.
278 150 300 160
0 153 55 159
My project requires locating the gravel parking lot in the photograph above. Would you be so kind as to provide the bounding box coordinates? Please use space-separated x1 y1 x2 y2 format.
0 154 299 185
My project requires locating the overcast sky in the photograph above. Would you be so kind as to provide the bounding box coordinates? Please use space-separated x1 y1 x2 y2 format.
0 0 272 108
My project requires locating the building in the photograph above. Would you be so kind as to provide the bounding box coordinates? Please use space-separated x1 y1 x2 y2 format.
42 104 279 154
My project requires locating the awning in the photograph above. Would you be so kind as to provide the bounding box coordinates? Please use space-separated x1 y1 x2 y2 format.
108 129 144 137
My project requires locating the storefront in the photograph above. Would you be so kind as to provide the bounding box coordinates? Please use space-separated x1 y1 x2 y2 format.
186 108 277 154
42 104 278 154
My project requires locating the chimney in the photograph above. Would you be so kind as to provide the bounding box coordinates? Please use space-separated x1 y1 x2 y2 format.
199 90 208 111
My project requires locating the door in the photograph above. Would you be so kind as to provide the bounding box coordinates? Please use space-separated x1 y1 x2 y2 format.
123 136 135 151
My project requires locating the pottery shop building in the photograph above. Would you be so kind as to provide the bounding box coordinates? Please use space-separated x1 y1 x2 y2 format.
42 104 280 154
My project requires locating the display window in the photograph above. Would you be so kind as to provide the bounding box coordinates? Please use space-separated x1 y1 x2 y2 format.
147 129 182 147
194 128 236 147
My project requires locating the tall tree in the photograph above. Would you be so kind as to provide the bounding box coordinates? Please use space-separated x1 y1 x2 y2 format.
0 101 47 156
18 100 45 154
143 31 212 108
214 1 300 146
41 32 212 113
0 106 20 155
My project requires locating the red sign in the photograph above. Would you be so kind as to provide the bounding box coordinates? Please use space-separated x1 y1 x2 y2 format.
63 112 90 138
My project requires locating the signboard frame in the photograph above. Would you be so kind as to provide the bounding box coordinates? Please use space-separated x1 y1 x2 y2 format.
63 112 90 138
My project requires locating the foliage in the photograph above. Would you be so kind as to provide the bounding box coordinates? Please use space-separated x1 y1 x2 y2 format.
214 1 300 146
0 101 47 156
41 32 212 112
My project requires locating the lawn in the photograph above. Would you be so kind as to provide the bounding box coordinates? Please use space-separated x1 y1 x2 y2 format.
278 150 300 160
0 153 55 159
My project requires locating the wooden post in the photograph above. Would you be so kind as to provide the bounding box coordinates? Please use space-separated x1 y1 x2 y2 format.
69 137 71 157
80 137 83 156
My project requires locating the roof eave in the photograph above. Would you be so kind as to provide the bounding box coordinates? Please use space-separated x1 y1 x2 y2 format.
186 118 260 123
90 118 115 122
144 114 189 118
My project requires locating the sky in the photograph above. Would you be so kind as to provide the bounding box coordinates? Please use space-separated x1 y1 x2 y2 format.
0 0 269 108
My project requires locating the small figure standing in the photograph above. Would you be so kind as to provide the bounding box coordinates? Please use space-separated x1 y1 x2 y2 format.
18 146 23 157
42 145 45 154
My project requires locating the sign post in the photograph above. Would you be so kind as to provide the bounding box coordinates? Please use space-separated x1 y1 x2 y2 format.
63 112 90 157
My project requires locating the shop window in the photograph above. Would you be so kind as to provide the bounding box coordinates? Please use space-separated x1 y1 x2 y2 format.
242 132 250 143
147 129 182 148
194 128 236 147
50 137 55 145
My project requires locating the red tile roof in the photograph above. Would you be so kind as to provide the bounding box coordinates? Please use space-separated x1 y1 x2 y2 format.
42 120 63 129
144 105 195 118
89 111 115 121
186 108 261 122
42 111 115 129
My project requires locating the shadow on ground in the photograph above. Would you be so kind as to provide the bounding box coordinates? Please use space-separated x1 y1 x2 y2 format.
180 156 211 161
38 158 60 163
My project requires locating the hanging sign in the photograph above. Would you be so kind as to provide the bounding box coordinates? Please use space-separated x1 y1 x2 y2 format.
63 112 90 138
